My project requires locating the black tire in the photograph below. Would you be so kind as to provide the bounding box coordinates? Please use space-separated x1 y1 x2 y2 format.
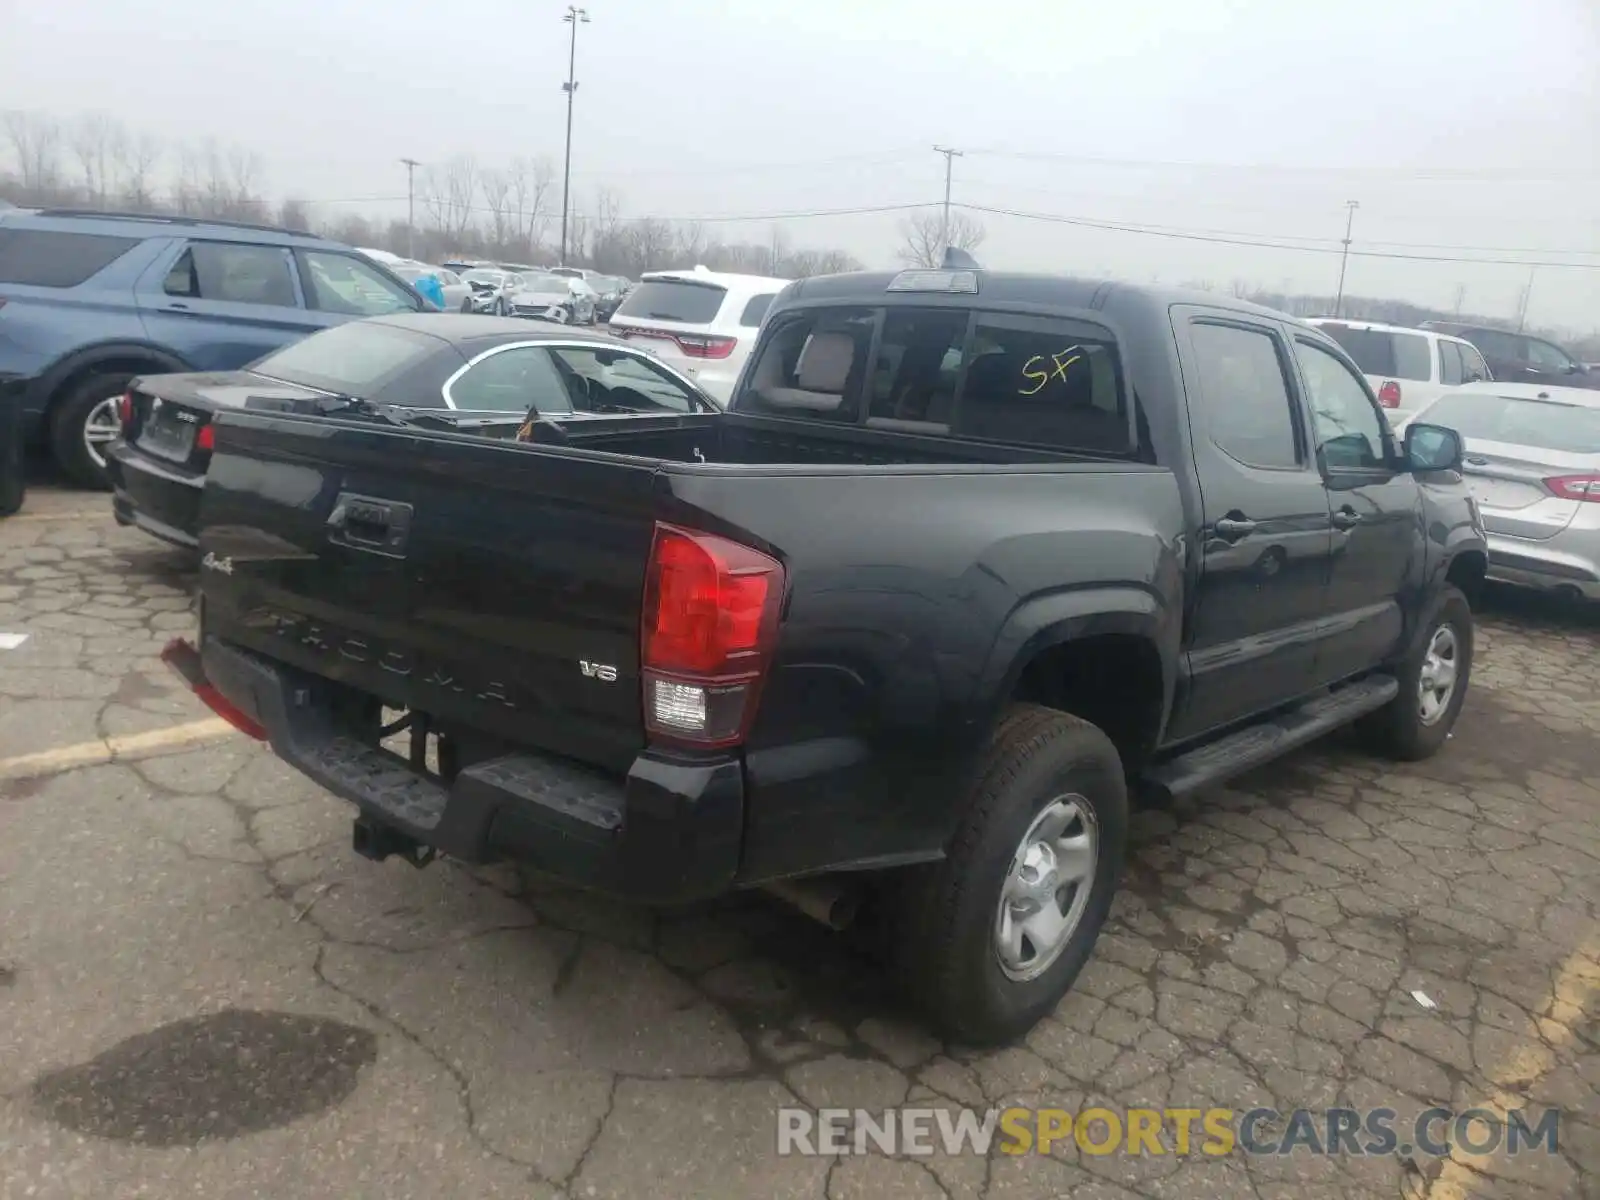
1358 585 1473 761
50 371 134 489
459 298 472 313
893 704 1128 1045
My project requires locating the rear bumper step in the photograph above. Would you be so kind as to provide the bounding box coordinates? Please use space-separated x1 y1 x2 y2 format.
163 636 745 904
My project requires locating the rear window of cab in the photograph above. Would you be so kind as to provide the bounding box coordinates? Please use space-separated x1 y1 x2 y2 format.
732 303 1133 457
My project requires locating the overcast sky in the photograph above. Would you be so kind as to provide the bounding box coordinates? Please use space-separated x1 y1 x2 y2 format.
4 0 1598 330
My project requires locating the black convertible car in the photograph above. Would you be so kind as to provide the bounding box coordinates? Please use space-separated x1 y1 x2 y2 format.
106 314 718 550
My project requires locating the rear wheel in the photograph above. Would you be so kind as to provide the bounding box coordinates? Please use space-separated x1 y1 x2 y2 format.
1358 585 1473 760
893 705 1128 1044
50 371 134 489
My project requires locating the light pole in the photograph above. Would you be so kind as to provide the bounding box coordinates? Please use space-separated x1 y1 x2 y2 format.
400 157 420 259
934 145 963 252
560 6 590 267
1332 199 1359 318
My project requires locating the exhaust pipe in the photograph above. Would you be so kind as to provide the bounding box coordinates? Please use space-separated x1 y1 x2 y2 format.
762 875 861 931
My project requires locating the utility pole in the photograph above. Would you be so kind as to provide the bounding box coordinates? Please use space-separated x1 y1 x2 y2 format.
1332 199 1359 318
560 5 591 267
933 145 963 252
399 158 420 259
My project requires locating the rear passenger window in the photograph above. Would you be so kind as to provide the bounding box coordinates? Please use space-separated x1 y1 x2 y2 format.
1459 343 1490 383
1439 340 1464 386
166 243 298 308
867 309 969 428
952 317 1130 455
1190 323 1301 470
737 307 875 423
738 294 776 327
0 229 141 287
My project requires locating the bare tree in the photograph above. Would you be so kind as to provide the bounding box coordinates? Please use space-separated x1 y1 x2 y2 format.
674 220 708 266
479 168 515 250
784 248 862 278
3 110 65 195
71 113 121 205
113 131 161 211
896 209 984 267
278 198 313 231
507 155 555 248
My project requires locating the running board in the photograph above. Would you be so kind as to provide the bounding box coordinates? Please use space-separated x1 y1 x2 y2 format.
1143 675 1398 801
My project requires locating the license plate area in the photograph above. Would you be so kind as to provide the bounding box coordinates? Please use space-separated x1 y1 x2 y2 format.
138 402 198 462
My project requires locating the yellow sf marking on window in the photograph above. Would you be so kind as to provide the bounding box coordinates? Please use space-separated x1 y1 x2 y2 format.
1018 347 1085 396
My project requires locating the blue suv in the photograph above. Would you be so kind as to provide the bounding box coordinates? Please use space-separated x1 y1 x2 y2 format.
0 209 426 486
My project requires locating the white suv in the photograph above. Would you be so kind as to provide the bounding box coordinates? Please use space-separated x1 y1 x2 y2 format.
607 266 790 403
1305 318 1491 426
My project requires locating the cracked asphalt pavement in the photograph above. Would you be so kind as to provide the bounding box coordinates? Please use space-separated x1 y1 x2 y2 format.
2 489 1597 1199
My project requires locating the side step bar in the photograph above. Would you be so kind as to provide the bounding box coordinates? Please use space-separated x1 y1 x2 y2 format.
1143 674 1398 801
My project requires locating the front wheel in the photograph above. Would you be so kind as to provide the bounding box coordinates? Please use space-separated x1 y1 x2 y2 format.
1358 585 1473 760
892 705 1128 1044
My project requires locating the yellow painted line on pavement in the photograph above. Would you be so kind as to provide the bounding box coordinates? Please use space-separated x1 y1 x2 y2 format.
1425 932 1600 1198
4 510 107 522
0 716 235 782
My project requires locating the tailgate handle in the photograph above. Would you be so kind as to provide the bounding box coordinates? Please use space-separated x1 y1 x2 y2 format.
328 493 413 556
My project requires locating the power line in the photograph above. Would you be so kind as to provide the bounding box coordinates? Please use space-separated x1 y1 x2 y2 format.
955 202 1600 270
950 183 1600 256
960 148 1600 183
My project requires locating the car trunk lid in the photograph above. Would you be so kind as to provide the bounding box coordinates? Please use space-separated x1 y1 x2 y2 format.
1461 436 1594 540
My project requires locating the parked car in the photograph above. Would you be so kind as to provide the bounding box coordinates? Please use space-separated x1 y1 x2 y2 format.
1422 322 1600 391
106 314 716 549
441 259 493 275
590 275 629 322
607 266 789 402
166 265 1484 1044
461 268 521 315
1305 318 1490 426
389 261 473 312
1402 382 1599 603
0 208 426 486
549 266 601 283
509 272 597 324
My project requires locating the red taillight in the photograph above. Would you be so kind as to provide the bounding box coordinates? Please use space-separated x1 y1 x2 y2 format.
1377 380 1402 409
677 335 737 360
196 423 215 452
1546 474 1600 503
118 391 134 426
612 326 737 360
640 523 784 747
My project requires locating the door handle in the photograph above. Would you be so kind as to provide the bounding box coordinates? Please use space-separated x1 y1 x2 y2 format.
1213 516 1257 542
1332 508 1362 530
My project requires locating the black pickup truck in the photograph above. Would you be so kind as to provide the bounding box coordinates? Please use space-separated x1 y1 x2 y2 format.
165 265 1487 1043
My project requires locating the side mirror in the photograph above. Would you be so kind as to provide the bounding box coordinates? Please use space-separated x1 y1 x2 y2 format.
1404 422 1463 473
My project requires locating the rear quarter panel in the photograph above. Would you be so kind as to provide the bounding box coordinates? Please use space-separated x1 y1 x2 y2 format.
663 463 1186 881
